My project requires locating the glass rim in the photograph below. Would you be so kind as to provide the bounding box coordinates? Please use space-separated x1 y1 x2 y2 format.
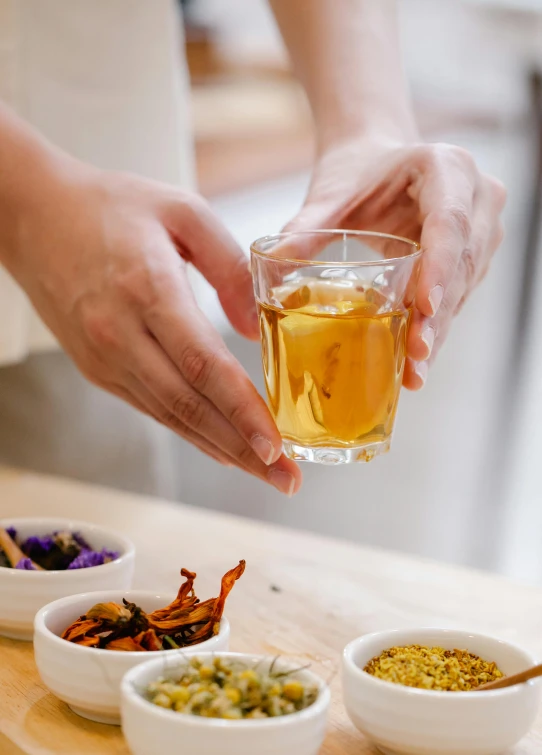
250 229 421 267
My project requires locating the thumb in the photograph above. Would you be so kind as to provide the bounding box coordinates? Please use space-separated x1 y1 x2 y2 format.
282 199 337 234
276 200 341 262
166 194 259 341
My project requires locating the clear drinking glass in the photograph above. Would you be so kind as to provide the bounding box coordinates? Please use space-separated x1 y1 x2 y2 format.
250 230 421 464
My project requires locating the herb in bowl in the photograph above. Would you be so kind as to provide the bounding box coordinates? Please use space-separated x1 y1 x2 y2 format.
145 656 319 719
364 645 505 691
0 526 118 571
61 561 245 650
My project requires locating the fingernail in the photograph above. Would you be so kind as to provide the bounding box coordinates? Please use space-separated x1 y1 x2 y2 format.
414 360 429 388
251 434 276 465
429 284 444 316
420 325 435 359
268 469 296 497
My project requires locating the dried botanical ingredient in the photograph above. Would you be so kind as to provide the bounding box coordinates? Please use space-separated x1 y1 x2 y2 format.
67 548 118 569
364 645 504 691
61 560 245 651
87 602 133 623
144 656 318 718
0 527 118 571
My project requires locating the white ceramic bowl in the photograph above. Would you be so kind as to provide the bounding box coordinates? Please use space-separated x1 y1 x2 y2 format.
0 517 135 640
34 589 230 725
343 628 542 755
121 651 330 755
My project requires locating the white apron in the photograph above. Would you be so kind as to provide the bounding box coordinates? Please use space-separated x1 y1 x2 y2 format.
0 0 196 366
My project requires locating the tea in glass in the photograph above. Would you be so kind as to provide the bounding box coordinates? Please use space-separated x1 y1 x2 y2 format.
251 231 420 464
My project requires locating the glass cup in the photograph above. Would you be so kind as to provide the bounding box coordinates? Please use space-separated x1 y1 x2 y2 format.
250 230 421 464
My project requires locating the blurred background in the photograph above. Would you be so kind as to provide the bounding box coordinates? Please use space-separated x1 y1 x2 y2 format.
165 0 542 585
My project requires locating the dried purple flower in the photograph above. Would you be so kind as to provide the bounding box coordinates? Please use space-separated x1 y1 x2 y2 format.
22 535 55 557
67 550 101 569
22 531 81 570
67 548 119 570
1 527 117 571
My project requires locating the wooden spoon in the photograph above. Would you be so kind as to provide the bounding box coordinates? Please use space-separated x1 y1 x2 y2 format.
476 664 542 691
0 527 43 570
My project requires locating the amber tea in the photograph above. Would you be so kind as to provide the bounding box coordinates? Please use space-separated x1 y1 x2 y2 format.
258 279 410 462
251 229 420 464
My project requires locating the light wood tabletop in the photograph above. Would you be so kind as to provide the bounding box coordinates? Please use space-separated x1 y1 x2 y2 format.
2 467 542 754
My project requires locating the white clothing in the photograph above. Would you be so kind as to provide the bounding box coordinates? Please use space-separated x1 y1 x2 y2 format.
0 0 196 366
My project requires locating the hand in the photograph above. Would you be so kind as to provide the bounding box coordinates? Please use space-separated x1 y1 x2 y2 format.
285 138 506 389
8 160 301 495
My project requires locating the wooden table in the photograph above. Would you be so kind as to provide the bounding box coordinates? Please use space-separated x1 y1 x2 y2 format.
2 468 542 754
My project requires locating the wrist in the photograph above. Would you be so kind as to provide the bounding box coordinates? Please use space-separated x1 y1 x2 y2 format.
0 143 95 280
315 113 419 158
312 128 415 178
0 103 100 277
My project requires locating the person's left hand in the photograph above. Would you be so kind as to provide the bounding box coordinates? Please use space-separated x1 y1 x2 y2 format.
284 137 506 389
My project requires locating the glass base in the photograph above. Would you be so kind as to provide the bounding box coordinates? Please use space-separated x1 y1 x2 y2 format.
283 437 391 464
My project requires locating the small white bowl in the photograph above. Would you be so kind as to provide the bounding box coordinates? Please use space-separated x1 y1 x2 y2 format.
121 652 330 755
0 517 135 640
343 628 542 755
34 589 230 725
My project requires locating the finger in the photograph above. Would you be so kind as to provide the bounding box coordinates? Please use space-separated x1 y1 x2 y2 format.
404 225 482 391
428 258 469 360
403 357 428 391
407 175 504 372
75 350 158 419
404 250 467 390
146 275 287 467
97 377 230 466
405 234 478 390
278 200 346 262
105 382 157 418
430 181 503 350
164 195 259 340
413 147 477 319
406 309 435 363
258 228 331 264
120 377 238 468
95 381 238 468
127 330 298 479
477 218 504 285
283 198 338 234
123 371 302 495
469 179 506 288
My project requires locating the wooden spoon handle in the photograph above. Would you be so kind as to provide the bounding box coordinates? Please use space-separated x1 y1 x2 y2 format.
477 663 542 691
0 528 43 570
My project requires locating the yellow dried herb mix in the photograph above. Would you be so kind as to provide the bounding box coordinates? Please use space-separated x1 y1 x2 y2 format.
364 645 504 691
146 656 319 719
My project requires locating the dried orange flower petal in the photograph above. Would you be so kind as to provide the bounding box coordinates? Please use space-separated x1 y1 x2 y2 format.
61 560 246 652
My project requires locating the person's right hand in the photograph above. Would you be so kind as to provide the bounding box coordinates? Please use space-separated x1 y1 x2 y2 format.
7 158 301 496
